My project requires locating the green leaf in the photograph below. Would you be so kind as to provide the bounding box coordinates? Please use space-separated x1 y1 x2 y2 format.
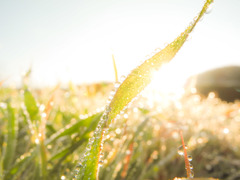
49 113 102 161
3 101 17 171
24 89 39 121
50 137 87 162
46 112 102 144
3 150 36 180
74 0 214 179
39 140 47 180
108 0 213 122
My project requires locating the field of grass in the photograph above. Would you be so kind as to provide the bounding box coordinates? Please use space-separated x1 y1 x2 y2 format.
2 0 240 179
0 81 240 180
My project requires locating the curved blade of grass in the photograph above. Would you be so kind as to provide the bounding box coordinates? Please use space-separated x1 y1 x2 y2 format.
50 137 88 172
112 54 119 82
4 149 38 180
108 0 213 122
46 112 102 144
39 140 47 180
49 113 102 162
24 89 39 122
75 0 213 179
3 101 17 171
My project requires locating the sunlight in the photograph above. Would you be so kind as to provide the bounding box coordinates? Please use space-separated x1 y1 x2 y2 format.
147 60 190 97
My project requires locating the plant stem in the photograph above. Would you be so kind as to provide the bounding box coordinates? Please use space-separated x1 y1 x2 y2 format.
179 130 191 178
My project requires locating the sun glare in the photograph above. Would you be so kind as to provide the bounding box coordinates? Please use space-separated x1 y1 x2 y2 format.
147 60 191 97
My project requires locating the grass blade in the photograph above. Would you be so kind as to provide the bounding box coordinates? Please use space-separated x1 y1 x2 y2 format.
108 0 213 122
4 151 37 180
112 54 119 82
46 112 102 144
24 89 39 122
39 141 47 180
74 0 213 179
3 101 17 171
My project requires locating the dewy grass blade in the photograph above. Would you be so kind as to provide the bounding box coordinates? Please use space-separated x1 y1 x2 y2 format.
108 0 214 123
46 112 102 144
4 148 38 180
24 89 39 122
74 0 214 179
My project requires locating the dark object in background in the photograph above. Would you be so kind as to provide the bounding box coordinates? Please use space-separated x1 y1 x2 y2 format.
195 66 240 102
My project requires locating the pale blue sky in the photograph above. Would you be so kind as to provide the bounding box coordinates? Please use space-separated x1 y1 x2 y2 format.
0 0 239 87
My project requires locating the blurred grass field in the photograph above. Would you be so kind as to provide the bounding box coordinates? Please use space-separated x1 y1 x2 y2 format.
1 1 239 179
0 80 240 180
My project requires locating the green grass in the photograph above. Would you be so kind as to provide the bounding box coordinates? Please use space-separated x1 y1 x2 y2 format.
1 0 240 179
74 0 214 179
1 83 240 180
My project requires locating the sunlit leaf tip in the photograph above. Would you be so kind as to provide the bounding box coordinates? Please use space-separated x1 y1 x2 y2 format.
107 0 214 123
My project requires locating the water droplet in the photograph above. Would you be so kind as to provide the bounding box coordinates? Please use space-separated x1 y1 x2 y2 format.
145 55 151 60
188 155 193 161
61 175 66 180
122 105 128 111
120 75 126 82
177 145 187 156
208 92 215 99
105 106 111 113
110 90 115 96
114 82 121 88
206 3 213 14
108 95 113 100
76 163 83 169
0 102 7 109
189 170 194 178
154 48 161 53
98 160 104 167
151 150 158 159
38 104 44 112
116 114 120 119
20 155 25 160
133 107 138 113
126 150 131 155
142 139 150 146
115 128 121 134
89 137 95 143
189 163 193 169
193 16 198 22
223 128 229 134
105 134 110 140
35 138 40 144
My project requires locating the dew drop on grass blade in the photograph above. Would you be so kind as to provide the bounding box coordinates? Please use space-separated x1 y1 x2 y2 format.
73 0 214 179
